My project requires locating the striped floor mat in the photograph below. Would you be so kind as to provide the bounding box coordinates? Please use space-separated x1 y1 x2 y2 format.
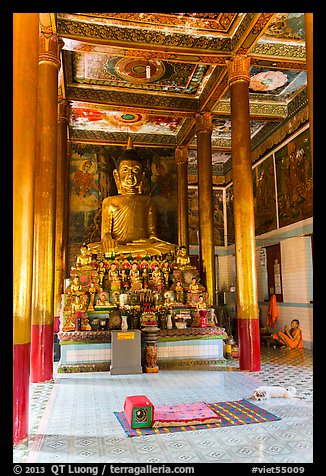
114 398 281 437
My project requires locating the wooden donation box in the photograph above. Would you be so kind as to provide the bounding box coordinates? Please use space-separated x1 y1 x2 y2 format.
124 395 154 428
110 329 142 375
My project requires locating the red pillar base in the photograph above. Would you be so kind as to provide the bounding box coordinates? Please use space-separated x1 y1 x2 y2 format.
30 324 54 382
238 318 261 371
13 343 31 444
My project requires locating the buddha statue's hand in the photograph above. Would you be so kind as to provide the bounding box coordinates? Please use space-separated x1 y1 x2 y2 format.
102 233 117 254
149 236 166 244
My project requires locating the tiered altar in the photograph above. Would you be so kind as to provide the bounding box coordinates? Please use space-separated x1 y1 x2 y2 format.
58 245 227 373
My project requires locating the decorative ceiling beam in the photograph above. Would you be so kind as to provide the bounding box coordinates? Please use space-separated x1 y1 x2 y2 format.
66 85 199 112
56 13 257 57
69 134 177 148
60 38 229 66
214 100 288 119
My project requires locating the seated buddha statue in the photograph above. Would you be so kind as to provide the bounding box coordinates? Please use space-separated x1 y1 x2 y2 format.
88 137 176 259
176 246 195 270
67 275 83 297
76 243 93 269
187 277 205 304
151 264 163 291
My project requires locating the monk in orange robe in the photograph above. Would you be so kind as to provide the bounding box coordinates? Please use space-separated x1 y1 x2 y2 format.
272 319 303 349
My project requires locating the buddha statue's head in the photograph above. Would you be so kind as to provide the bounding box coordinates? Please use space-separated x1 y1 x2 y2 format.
114 137 145 195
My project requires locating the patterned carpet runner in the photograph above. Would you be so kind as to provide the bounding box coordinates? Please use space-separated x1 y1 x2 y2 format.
114 399 281 437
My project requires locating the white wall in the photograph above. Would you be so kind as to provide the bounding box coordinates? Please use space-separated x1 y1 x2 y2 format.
281 236 313 303
217 234 313 349
217 253 236 291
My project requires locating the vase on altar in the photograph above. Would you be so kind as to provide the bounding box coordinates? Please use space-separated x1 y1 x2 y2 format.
121 314 128 331
167 314 173 330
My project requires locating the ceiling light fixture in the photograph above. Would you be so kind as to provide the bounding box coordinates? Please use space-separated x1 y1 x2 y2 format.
146 63 151 79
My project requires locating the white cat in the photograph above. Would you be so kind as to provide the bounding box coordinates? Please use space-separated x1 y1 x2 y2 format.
253 386 296 401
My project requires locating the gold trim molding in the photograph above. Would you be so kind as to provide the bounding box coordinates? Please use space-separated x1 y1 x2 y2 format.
175 146 189 164
226 54 251 86
195 111 213 133
39 33 63 69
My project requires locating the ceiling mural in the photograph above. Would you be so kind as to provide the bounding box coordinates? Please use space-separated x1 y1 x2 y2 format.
56 12 309 178
70 106 185 135
262 13 305 41
73 52 212 95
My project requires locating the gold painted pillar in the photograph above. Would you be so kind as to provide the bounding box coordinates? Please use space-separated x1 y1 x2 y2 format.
226 54 260 371
304 13 313 165
13 13 39 444
195 112 216 307
175 145 189 251
54 100 70 329
30 23 62 382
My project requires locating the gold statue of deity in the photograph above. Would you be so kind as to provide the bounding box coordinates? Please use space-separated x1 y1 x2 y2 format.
88 137 176 258
76 243 93 269
176 245 195 270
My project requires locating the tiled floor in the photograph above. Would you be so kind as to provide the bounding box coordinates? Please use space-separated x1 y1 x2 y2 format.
13 346 313 464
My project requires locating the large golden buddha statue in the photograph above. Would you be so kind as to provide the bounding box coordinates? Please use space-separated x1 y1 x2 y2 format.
88 138 176 258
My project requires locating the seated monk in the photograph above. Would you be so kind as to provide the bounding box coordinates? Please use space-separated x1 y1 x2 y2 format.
271 319 303 349
88 137 176 258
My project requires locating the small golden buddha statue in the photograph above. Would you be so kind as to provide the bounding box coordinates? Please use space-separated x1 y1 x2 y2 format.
176 246 195 270
187 277 205 304
196 294 207 311
161 261 171 288
151 264 163 290
87 282 98 311
96 290 110 307
175 281 184 303
76 243 93 269
71 294 85 315
129 262 142 290
68 275 83 297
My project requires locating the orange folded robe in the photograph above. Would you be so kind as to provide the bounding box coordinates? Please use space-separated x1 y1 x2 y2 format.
267 294 278 328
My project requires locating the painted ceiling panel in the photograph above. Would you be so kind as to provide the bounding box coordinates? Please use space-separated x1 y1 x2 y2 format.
70 106 186 135
57 12 310 167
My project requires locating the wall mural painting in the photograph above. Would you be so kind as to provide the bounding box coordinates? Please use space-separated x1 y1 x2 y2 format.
275 128 312 227
213 189 224 245
253 155 277 235
188 189 199 246
226 185 235 245
151 152 178 245
69 151 100 244
188 188 224 246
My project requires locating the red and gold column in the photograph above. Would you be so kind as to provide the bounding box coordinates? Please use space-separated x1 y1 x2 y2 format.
304 13 313 166
30 21 62 382
175 146 189 251
54 100 70 331
226 54 260 371
195 112 216 307
13 13 39 444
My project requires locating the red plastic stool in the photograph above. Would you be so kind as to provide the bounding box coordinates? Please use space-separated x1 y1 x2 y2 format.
123 395 154 428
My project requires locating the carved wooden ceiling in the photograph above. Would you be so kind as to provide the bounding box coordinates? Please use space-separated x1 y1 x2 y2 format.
57 13 308 166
